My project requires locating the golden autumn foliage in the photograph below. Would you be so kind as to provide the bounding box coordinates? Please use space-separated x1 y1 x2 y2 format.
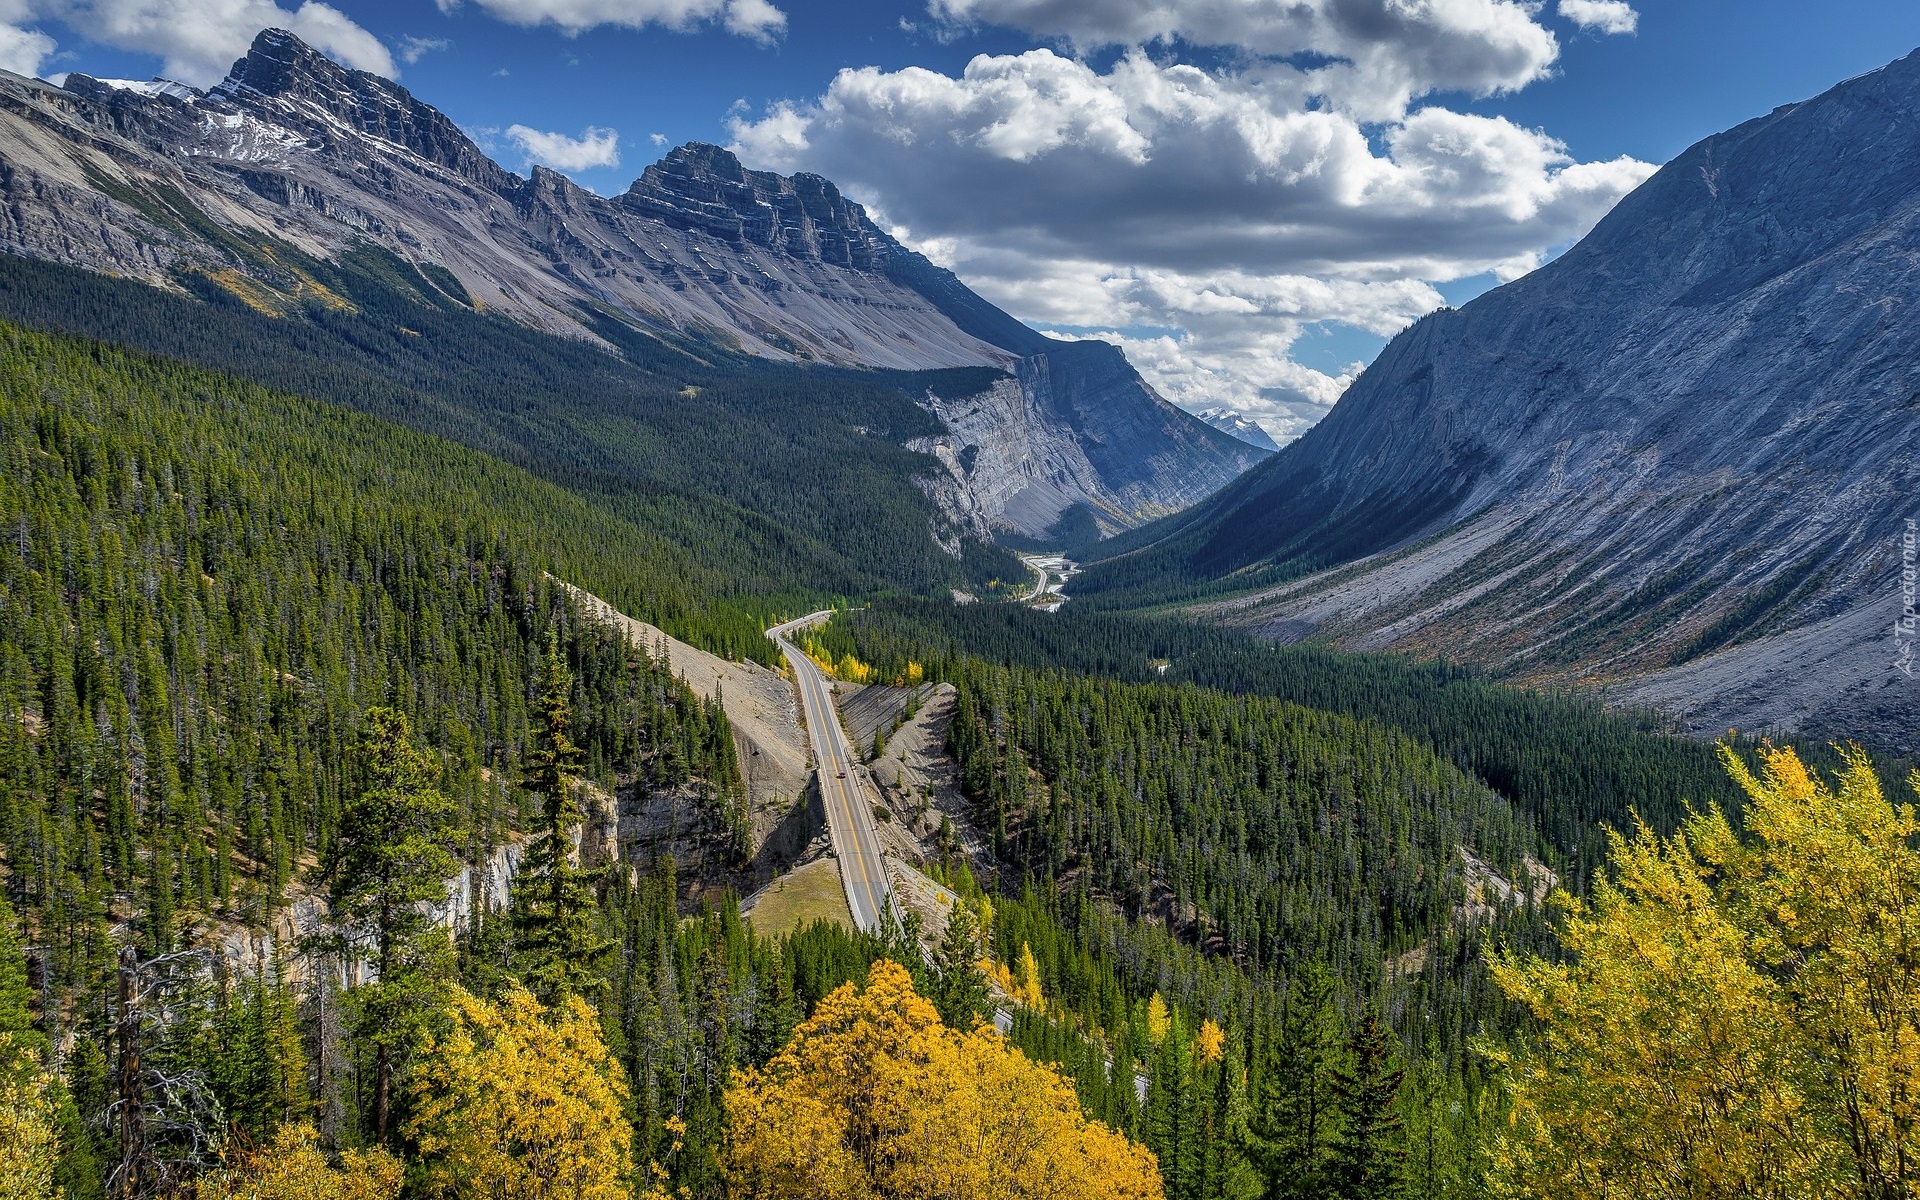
1016 943 1046 1010
1146 992 1171 1046
194 1124 401 1200
724 959 1164 1200
406 984 634 1200
1194 1019 1226 1067
985 944 1045 1012
0 1055 58 1200
1486 743 1920 1200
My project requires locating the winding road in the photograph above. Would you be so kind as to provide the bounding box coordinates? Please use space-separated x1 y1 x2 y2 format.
767 612 897 935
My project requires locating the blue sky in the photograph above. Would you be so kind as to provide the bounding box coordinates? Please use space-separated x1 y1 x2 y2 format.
9 0 1920 435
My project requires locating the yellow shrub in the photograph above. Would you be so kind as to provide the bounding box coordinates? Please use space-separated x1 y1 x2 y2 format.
195 1124 401 1200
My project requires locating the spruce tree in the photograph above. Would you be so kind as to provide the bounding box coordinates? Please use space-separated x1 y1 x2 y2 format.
931 901 990 1029
1248 963 1345 1200
319 706 458 1145
1332 1010 1407 1200
0 890 47 1071
0 894 30 1027
512 637 611 1002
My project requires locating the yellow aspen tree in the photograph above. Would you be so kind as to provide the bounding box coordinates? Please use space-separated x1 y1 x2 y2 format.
725 959 1163 1200
1485 743 1920 1200
1146 992 1171 1046
1018 942 1046 1010
1195 1019 1226 1067
0 1050 57 1200
407 985 633 1200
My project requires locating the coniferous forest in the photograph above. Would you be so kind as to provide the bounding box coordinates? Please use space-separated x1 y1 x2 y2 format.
4 280 1920 1200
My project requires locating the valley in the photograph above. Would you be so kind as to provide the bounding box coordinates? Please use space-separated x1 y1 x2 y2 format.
1 20 1918 1200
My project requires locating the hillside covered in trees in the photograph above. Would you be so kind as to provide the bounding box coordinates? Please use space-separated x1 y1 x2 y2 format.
0 250 1020 616
4 263 1918 1200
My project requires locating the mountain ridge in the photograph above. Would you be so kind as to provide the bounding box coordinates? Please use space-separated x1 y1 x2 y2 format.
1081 46 1920 746
0 29 1265 540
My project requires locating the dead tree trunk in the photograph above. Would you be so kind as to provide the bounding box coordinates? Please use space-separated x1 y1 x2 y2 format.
116 946 142 1200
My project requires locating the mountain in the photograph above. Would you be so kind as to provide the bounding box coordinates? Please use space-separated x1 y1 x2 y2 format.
1195 407 1281 452
0 30 1263 541
1079 48 1920 747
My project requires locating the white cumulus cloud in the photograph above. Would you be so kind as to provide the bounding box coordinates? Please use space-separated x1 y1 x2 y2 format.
0 21 54 77
1558 0 1637 35
731 47 1654 431
437 0 783 41
35 0 392 86
506 122 620 171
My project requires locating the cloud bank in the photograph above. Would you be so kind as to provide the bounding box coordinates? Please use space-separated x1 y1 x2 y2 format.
732 27 1654 438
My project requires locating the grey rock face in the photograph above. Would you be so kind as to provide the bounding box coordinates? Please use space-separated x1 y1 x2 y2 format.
1163 48 1920 746
0 30 1264 537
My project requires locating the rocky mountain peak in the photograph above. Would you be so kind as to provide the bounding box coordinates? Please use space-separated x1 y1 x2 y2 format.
0 33 1263 542
1195 407 1282 452
622 141 896 271
213 29 515 192
218 27 350 98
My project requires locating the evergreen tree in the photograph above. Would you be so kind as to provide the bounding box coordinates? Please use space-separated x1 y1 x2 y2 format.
512 640 610 1002
210 956 309 1143
932 901 990 1029
1332 1011 1406 1200
319 707 458 1145
1249 964 1345 1200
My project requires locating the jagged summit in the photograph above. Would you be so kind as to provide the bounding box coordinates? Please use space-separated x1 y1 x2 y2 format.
212 28 515 191
218 27 364 97
622 142 898 271
1195 408 1281 453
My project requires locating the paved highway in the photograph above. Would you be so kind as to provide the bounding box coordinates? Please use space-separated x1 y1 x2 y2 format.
1018 553 1078 608
768 612 897 934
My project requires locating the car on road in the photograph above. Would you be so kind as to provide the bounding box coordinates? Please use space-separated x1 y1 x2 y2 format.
837 770 847 778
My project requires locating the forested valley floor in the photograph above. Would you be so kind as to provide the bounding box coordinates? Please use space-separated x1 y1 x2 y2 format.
3 319 1919 1200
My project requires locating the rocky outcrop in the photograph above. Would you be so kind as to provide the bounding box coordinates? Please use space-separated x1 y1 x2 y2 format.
1117 47 1920 746
0 31 1265 536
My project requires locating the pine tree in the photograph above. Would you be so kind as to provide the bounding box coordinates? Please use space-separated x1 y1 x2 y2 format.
319 707 458 1145
1332 1011 1406 1199
513 639 611 1003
